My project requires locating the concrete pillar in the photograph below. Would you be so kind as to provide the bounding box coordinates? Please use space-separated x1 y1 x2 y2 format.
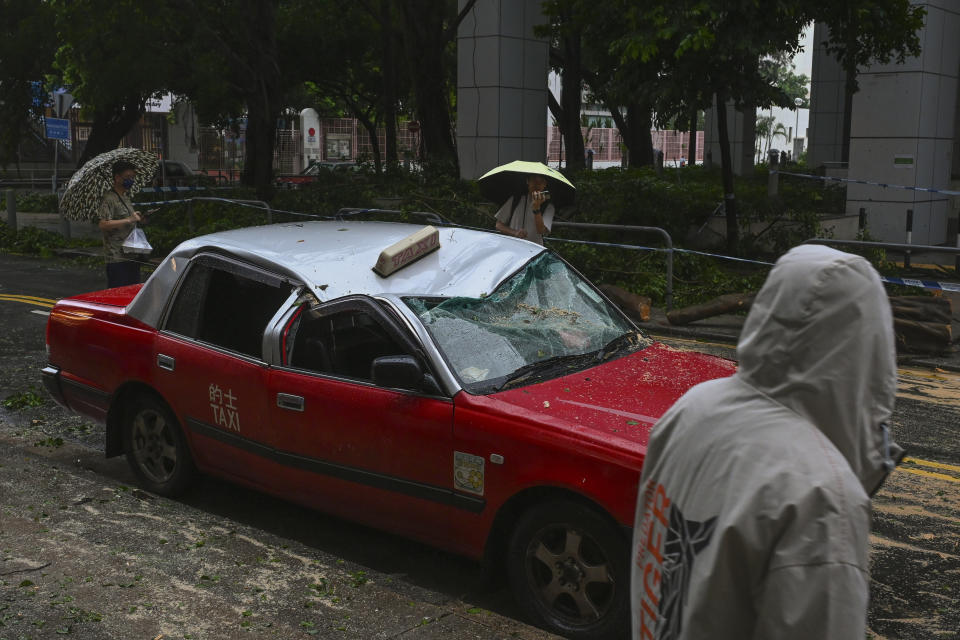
845 2 960 244
807 23 848 171
703 96 756 176
456 0 549 180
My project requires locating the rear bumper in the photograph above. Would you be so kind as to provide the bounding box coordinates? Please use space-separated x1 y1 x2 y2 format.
41 365 111 422
41 365 68 409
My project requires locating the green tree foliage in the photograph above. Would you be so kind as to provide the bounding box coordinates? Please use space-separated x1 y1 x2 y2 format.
166 0 284 200
281 1 391 173
0 1 58 167
610 0 923 253
539 0 587 171
541 0 658 170
615 0 810 253
52 0 186 165
396 0 476 176
760 52 810 107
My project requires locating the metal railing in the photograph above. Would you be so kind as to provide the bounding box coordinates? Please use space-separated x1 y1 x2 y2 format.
550 222 674 311
803 238 960 272
334 208 449 225
185 197 272 231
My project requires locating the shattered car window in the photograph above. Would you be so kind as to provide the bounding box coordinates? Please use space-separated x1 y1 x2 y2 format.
406 252 648 393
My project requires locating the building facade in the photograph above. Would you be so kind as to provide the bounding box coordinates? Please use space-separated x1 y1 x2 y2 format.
808 1 960 244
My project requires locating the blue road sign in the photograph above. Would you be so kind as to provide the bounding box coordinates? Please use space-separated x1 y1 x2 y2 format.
45 117 70 141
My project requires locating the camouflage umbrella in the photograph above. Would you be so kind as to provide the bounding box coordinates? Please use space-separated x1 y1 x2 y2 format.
59 148 160 221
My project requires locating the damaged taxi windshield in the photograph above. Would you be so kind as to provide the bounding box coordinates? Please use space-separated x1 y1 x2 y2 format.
405 252 648 393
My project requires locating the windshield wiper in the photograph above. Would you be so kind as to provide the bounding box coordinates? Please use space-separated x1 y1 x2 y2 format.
498 352 599 391
595 331 646 362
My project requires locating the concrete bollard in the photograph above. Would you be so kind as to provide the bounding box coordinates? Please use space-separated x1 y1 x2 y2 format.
5 189 15 230
767 150 779 197
904 209 913 268
955 210 960 273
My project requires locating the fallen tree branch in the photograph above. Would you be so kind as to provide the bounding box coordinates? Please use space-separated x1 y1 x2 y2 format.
667 293 755 326
1 561 51 576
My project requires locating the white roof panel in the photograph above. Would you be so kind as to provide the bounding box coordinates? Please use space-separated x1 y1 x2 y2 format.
127 221 544 327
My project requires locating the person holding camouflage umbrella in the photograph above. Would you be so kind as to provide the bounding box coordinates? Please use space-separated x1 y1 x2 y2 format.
59 148 158 287
98 160 151 287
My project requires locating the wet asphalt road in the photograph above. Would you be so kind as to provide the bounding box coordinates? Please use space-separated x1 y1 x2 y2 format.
1 253 958 639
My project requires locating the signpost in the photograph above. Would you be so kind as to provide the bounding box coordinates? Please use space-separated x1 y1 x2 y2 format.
48 91 75 237
46 117 70 195
45 118 69 141
47 91 75 194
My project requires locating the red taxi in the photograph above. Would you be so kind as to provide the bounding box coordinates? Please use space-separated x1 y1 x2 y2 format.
42 222 735 638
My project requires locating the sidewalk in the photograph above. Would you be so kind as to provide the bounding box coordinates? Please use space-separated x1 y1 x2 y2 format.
637 292 960 373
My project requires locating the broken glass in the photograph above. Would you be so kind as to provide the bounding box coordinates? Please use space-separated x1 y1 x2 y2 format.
406 252 649 393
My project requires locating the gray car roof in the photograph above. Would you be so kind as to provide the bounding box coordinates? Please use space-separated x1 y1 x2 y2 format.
126 221 545 328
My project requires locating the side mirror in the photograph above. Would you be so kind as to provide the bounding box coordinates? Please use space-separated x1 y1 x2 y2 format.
371 355 428 392
371 355 444 395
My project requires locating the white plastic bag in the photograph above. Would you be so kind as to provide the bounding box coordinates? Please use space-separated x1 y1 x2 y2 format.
122 226 153 255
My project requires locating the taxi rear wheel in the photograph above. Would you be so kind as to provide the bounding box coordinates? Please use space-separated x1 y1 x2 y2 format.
507 500 629 639
123 394 195 497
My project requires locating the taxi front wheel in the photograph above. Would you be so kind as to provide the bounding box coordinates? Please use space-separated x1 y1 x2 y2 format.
123 393 196 497
507 500 629 639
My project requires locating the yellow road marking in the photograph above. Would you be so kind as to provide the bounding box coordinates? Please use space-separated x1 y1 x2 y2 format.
903 457 960 473
897 467 960 483
0 294 59 304
0 294 57 309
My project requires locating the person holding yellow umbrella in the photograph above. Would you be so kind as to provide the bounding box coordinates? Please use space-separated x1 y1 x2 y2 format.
478 160 575 246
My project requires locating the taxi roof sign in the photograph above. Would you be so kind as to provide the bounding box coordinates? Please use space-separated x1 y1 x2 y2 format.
373 225 441 277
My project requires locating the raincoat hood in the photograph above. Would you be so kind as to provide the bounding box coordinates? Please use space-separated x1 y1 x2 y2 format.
735 244 900 495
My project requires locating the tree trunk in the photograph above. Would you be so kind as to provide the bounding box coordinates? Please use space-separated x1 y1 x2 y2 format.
243 100 277 202
350 101 382 173
380 0 398 172
894 318 952 354
890 296 953 324
559 27 584 171
715 91 739 253
667 293 755 325
239 0 280 201
399 1 458 174
77 95 145 167
599 284 651 322
625 103 653 168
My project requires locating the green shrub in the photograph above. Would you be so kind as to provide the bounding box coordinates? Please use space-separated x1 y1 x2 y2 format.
0 222 67 257
14 191 60 212
64 166 854 307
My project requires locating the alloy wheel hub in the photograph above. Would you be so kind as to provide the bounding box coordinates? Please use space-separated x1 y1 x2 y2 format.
556 557 585 590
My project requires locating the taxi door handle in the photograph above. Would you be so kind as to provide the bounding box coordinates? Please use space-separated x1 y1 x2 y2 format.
277 393 304 412
157 354 175 371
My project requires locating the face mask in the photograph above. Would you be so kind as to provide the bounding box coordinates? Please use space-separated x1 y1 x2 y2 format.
121 178 135 189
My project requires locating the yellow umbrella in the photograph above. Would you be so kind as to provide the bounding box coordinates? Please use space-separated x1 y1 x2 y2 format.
478 160 576 207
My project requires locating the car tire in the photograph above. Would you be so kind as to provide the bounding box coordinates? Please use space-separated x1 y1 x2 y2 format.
123 393 196 497
507 500 629 639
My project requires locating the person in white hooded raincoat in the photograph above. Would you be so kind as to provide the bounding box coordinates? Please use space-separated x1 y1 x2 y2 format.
631 244 902 640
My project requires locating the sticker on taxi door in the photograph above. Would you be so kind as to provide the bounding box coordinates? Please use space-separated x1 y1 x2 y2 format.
209 384 241 432
454 451 484 496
